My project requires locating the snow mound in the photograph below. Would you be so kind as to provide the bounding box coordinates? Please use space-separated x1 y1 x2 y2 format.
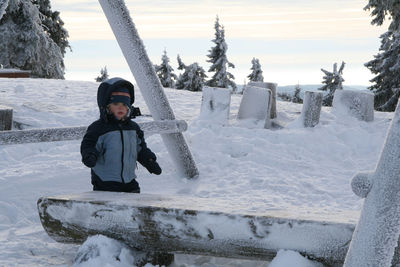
268 250 324 267
73 235 142 267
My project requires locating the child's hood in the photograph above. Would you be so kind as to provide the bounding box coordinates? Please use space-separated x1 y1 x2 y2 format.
97 77 135 118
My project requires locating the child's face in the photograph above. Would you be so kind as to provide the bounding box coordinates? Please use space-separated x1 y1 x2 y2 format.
109 102 129 120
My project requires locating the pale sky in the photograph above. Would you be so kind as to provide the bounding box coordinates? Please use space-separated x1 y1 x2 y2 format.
51 0 388 86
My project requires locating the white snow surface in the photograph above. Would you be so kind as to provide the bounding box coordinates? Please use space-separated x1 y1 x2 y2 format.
0 78 393 266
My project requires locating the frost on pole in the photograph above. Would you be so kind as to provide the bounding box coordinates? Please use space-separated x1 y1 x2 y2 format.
200 86 231 123
0 0 8 20
98 0 198 178
238 85 272 129
301 91 323 127
332 89 374 122
343 100 400 267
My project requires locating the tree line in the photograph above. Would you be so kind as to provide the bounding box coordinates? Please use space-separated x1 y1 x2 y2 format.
1 1 399 111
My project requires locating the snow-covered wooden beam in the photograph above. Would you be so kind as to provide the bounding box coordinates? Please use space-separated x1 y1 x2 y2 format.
344 99 400 266
0 120 187 145
38 191 357 266
98 0 198 178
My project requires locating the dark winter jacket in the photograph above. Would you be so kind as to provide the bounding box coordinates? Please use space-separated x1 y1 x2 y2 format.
80 78 160 192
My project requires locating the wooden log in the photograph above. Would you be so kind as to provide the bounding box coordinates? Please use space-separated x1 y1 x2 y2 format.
98 0 199 178
332 89 374 122
200 86 231 123
248 82 277 119
37 191 358 266
0 105 13 131
301 91 323 127
238 86 272 129
0 69 31 78
0 120 187 145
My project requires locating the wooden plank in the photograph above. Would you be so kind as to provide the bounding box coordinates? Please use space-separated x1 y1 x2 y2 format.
37 191 358 266
0 105 13 131
0 120 187 145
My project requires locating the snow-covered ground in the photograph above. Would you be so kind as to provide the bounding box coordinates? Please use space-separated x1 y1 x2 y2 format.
0 78 392 266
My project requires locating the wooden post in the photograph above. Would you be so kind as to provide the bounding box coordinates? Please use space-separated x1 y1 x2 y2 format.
248 82 277 119
301 91 323 127
332 89 374 122
98 0 198 178
0 105 12 131
344 99 400 266
200 86 231 123
237 86 272 129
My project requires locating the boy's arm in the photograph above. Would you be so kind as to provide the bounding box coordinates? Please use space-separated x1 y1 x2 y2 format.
136 126 162 175
80 122 101 168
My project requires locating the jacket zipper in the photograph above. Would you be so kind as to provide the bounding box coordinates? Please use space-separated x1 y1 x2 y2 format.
119 125 126 184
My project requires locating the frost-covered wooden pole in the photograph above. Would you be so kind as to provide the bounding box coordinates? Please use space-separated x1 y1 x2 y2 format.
0 0 9 21
98 0 198 178
344 100 400 266
301 91 323 127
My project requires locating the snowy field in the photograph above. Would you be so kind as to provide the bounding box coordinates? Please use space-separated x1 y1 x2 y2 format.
0 78 392 266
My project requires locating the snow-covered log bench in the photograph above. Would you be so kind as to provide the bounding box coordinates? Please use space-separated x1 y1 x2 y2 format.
0 105 13 131
0 120 187 145
37 191 358 266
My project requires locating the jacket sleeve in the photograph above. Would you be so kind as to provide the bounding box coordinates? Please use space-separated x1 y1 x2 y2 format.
80 121 101 159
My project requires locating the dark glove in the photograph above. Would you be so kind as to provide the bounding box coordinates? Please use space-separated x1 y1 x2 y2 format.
82 152 97 168
147 158 162 175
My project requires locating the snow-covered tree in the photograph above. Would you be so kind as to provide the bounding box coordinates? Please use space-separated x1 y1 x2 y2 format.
318 62 345 106
0 0 65 78
364 1 400 111
177 54 186 70
154 49 177 88
248 57 264 82
0 0 9 20
292 83 303 104
206 16 236 92
176 56 207 92
95 66 109 82
32 0 70 57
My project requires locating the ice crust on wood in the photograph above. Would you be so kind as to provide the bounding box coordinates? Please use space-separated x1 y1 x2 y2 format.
344 100 400 266
0 120 187 145
332 89 374 122
98 0 198 178
238 85 272 129
0 0 8 21
248 81 277 119
301 91 323 127
38 191 356 265
199 86 231 123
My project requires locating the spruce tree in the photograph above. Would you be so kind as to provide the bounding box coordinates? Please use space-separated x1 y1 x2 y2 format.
0 0 66 78
95 66 109 82
292 83 303 104
176 56 207 92
248 57 264 82
364 0 400 111
318 62 345 106
32 0 70 57
154 49 177 88
206 16 236 92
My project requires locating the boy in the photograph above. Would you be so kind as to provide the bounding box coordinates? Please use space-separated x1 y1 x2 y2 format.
80 77 161 193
